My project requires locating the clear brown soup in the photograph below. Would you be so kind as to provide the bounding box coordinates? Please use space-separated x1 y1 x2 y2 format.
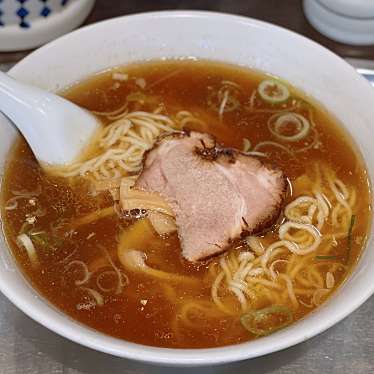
1 60 370 348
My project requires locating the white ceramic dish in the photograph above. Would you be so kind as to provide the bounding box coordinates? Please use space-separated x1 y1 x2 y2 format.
0 11 373 367
303 0 374 45
0 0 95 52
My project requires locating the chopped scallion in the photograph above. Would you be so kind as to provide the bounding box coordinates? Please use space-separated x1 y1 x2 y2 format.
345 214 356 263
240 305 293 336
258 79 290 104
30 232 64 251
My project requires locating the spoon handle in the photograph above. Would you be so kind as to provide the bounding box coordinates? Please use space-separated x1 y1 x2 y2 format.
0 71 100 166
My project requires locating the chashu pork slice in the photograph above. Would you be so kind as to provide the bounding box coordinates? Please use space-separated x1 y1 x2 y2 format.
135 131 287 262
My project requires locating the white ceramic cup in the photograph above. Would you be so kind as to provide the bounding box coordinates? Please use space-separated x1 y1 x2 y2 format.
304 0 374 45
0 11 373 367
0 0 95 51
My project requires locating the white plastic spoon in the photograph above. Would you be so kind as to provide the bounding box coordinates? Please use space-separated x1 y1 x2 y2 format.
0 71 101 167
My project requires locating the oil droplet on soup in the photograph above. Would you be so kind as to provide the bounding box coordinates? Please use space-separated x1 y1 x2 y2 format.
0 60 370 348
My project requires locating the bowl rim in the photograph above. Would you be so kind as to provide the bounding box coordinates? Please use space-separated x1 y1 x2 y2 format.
1 9 374 366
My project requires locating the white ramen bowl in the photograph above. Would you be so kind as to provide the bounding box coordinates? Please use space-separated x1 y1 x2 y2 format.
0 11 373 367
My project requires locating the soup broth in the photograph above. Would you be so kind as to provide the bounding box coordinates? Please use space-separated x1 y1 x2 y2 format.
1 60 370 348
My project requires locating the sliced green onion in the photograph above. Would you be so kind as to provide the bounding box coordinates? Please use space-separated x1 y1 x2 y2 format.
240 305 293 336
19 221 33 235
30 231 64 251
345 214 356 263
31 233 51 248
258 79 290 104
268 112 310 142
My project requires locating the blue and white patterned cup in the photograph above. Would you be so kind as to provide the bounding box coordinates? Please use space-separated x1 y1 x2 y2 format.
0 0 95 51
0 0 71 29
